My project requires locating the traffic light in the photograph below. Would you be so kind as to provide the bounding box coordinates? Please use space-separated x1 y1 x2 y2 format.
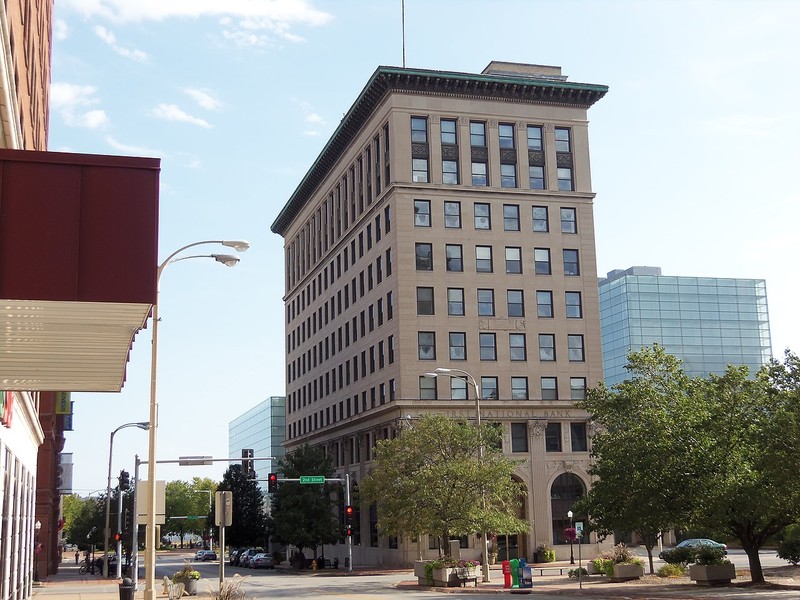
241 449 254 478
344 505 353 537
267 472 278 493
119 470 130 491
114 532 122 542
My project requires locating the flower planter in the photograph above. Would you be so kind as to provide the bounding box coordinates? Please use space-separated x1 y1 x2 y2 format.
175 577 198 596
413 562 477 587
689 563 736 586
610 563 643 582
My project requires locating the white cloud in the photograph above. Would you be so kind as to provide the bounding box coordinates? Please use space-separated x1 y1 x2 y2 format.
291 98 326 136
104 135 163 157
54 19 69 41
50 82 109 129
94 25 148 61
61 0 332 26
150 103 213 128
62 0 331 47
184 88 222 111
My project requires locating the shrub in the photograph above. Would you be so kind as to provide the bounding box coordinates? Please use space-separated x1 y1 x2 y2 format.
657 563 686 578
591 557 612 576
568 567 588 579
659 546 696 566
777 539 800 565
694 546 728 566
610 543 643 565
536 544 556 563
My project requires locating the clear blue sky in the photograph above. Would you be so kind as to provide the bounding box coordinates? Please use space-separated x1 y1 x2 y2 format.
51 0 800 494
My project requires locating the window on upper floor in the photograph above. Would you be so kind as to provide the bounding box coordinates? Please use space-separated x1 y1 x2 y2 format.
449 332 466 361
419 375 436 399
511 377 528 400
470 121 486 147
561 207 577 233
474 203 491 230
476 245 493 272
527 125 543 151
570 377 587 400
529 165 545 190
503 204 520 231
563 249 580 276
557 167 573 191
481 376 498 400
441 118 457 145
411 116 428 143
534 248 551 275
541 377 558 400
450 377 467 400
477 289 495 316
471 161 488 186
571 422 588 452
507 289 525 317
418 331 436 360
414 200 431 227
509 333 527 361
442 160 458 185
539 334 556 361
537 290 554 318
413 158 429 183
499 123 515 149
447 288 465 316
415 243 433 271
445 244 463 272
505 247 522 274
568 334 585 362
555 127 571 152
444 201 461 228
532 206 548 232
565 291 582 318
416 287 434 315
501 163 517 188
479 332 496 361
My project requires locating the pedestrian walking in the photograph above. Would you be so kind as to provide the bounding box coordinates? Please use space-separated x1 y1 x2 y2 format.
75 551 79 564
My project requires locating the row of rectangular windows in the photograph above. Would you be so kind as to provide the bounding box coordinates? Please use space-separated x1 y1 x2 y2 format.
288 208 391 325
411 116 574 190
288 123 391 289
415 200 577 233
288 379 396 439
417 287 582 319
511 421 588 453
416 243 580 276
287 250 393 352
421 375 587 402
417 332 586 364
287 299 394 384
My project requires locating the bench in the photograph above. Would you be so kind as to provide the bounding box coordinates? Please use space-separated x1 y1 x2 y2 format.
532 566 568 576
456 567 478 587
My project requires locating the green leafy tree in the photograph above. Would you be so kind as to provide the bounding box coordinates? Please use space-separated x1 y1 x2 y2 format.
689 352 800 583
268 445 341 562
360 413 527 552
576 345 699 573
62 494 104 550
214 465 267 548
165 481 203 547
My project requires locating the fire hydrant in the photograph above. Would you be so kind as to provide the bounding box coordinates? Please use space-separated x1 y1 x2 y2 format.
311 559 318 571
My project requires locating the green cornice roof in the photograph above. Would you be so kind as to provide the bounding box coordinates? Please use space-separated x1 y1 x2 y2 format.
271 65 608 236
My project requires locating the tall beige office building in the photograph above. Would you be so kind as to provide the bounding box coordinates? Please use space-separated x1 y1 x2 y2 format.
271 61 608 567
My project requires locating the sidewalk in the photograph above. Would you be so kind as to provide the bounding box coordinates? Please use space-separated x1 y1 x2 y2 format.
33 558 800 600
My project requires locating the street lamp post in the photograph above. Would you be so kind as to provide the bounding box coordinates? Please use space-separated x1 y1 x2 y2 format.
567 510 575 565
423 367 490 583
34 520 41 582
103 421 149 578
144 240 249 600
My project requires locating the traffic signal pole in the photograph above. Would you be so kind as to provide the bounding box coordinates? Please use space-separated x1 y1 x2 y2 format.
116 482 124 578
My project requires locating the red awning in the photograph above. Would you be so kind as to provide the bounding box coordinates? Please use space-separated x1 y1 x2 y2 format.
0 149 159 391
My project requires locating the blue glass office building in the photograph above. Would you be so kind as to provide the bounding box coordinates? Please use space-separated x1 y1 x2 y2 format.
228 396 286 494
599 267 771 386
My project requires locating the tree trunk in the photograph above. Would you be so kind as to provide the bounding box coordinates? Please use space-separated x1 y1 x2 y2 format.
743 543 764 583
645 544 655 574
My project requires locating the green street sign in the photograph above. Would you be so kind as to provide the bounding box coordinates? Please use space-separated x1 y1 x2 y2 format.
299 476 325 484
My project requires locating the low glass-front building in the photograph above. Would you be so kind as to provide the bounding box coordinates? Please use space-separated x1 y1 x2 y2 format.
228 396 286 494
599 266 772 386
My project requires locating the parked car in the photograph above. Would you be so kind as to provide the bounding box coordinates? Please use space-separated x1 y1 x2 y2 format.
229 548 241 566
237 549 259 568
195 550 217 561
676 538 727 553
250 553 274 569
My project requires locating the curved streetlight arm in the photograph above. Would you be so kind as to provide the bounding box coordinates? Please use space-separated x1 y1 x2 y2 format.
103 421 150 577
144 239 247 600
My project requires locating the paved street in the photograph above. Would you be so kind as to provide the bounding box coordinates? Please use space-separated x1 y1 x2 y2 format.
32 550 800 600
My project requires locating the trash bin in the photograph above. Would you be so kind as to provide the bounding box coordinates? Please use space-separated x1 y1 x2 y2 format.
118 577 135 600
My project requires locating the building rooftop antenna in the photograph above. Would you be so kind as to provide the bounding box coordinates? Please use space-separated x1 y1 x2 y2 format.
401 0 406 68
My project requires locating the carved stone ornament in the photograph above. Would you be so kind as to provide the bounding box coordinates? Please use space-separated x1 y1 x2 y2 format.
430 115 440 125
529 419 548 437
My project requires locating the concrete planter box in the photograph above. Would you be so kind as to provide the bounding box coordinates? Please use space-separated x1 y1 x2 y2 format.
610 563 643 582
586 561 601 575
689 563 736 586
413 561 476 587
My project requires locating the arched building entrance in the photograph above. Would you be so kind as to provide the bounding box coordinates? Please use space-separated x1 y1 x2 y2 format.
550 473 585 545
